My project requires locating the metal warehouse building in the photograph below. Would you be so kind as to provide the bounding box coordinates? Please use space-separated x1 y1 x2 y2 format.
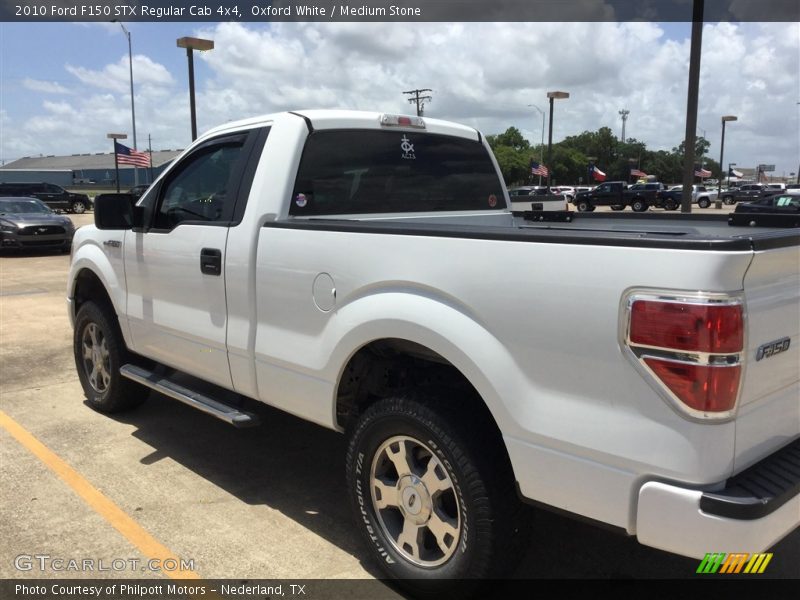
0 150 184 187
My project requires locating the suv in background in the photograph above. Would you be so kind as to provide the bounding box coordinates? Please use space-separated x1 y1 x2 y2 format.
0 182 91 214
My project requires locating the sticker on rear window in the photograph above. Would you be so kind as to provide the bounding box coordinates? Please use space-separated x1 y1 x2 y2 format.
295 193 308 208
400 135 416 160
488 194 497 207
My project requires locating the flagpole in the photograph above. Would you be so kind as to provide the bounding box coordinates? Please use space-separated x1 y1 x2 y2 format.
107 133 126 193
148 134 154 184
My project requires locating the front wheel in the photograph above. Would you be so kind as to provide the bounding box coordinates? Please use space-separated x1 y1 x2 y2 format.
74 301 145 412
631 199 648 212
71 200 87 214
722 195 735 205
346 394 527 592
664 199 678 211
576 200 592 212
610 204 625 211
697 198 711 209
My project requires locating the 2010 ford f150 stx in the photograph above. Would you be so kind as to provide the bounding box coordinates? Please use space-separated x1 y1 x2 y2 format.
68 110 799 587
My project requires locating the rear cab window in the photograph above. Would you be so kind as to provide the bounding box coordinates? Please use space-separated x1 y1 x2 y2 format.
289 130 506 216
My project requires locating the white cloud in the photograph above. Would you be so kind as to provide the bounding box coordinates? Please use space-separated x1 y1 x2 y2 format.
22 78 73 95
66 55 175 95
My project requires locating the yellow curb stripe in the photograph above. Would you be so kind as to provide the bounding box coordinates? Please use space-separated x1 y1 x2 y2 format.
0 409 200 580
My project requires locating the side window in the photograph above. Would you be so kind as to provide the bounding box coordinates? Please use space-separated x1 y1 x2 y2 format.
152 136 245 230
45 184 63 194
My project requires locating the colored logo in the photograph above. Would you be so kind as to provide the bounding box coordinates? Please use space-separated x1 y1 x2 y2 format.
696 552 773 574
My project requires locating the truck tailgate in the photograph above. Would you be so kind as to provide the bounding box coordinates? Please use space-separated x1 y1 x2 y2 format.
735 244 800 472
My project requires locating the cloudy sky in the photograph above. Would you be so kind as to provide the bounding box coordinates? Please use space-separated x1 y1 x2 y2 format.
1 20 798 176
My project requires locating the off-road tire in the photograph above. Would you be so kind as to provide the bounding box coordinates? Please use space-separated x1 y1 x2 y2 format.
345 392 529 595
73 301 145 412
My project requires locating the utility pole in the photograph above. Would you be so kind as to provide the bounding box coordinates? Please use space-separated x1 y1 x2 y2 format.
619 109 629 143
403 88 433 116
680 0 704 213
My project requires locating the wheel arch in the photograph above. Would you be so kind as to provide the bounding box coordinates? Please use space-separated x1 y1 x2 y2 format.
68 246 131 347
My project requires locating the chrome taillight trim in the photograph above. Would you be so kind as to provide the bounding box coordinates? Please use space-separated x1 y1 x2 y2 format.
619 289 747 423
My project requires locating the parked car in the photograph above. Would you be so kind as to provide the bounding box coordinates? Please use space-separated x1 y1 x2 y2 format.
573 181 658 212
720 183 780 205
735 192 800 215
0 196 75 252
668 184 719 208
0 182 91 214
550 186 575 200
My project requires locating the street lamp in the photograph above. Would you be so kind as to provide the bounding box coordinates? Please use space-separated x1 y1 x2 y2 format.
717 115 738 199
113 20 138 185
177 36 215 141
107 133 127 192
546 91 569 186
528 104 545 185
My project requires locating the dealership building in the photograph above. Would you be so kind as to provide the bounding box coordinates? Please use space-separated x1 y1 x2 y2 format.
0 150 184 188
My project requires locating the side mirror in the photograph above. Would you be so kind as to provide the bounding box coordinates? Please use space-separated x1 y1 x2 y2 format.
94 194 133 230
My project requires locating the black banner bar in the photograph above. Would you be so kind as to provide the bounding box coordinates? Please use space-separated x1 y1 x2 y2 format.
1 0 799 23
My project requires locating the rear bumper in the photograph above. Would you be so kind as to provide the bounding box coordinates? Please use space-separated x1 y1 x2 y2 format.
637 438 800 558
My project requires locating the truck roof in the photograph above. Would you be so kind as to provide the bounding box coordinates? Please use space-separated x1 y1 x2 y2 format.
201 109 482 142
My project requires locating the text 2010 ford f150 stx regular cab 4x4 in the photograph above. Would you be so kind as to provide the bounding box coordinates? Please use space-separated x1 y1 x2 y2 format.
68 110 799 588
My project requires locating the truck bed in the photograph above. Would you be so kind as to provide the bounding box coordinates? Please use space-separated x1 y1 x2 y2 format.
265 212 800 252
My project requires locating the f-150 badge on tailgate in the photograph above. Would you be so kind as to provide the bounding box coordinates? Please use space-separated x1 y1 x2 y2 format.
756 337 791 361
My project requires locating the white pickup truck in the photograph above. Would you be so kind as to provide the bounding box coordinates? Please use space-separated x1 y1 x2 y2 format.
68 110 799 587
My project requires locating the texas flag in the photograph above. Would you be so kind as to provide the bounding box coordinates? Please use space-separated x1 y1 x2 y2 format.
592 165 606 182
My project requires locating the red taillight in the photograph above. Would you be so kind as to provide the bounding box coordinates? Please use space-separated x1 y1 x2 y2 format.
643 359 741 413
397 116 412 126
630 300 743 353
626 295 744 418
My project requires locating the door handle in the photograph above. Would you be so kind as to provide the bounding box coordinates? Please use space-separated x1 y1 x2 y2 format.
200 248 222 276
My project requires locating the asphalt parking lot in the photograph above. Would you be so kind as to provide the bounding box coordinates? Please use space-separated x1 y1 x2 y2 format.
1 210 797 590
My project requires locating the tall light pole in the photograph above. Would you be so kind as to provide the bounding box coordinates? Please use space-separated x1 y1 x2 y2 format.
619 109 629 143
528 103 545 185
114 20 138 185
718 115 738 198
546 91 569 187
177 36 215 141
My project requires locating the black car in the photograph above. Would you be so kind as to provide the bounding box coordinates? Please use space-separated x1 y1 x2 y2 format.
734 193 800 214
0 196 75 252
0 182 91 214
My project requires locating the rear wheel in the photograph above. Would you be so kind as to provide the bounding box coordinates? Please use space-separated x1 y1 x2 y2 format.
722 195 735 205
71 200 87 214
74 301 145 412
346 393 528 593
577 199 592 212
664 199 678 211
631 199 648 212
610 204 625 211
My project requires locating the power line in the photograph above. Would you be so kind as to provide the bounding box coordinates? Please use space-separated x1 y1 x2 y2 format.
403 88 433 116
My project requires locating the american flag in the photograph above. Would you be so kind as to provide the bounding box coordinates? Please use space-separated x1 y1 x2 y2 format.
530 160 549 177
630 168 648 178
694 165 712 178
115 141 151 167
